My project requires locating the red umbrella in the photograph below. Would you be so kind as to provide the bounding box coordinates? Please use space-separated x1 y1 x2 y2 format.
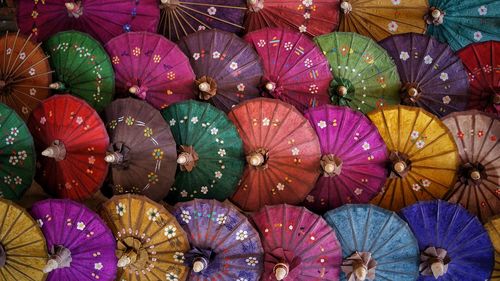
27 95 109 200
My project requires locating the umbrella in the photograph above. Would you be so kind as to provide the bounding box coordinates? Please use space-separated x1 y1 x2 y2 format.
400 200 494 280
314 32 400 114
251 204 342 280
367 105 460 211
379 33 469 118
30 199 117 281
424 0 500 51
99 194 190 281
105 32 196 110
324 204 420 281
44 30 115 112
228 98 321 212
0 0 17 33
0 31 51 120
457 41 499 117
161 100 244 204
244 0 340 37
0 198 47 281
441 110 499 223
103 98 177 201
17 0 160 44
158 0 246 42
303 105 388 213
244 27 332 112
27 95 109 201
173 199 264 280
177 29 264 112
337 0 427 41
485 216 500 280
0 103 35 200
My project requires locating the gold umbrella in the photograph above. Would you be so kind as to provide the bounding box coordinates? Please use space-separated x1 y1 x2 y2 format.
485 216 500 280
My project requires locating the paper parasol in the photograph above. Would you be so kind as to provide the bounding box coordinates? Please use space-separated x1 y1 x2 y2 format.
485 216 500 280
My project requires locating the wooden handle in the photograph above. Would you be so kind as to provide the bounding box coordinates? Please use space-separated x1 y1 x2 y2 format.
117 255 131 268
43 259 59 273
354 265 368 281
65 2 75 10
177 153 190 165
193 260 205 273
323 163 336 174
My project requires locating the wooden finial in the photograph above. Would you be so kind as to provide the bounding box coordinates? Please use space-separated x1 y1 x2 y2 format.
129 85 140 94
431 9 442 19
354 265 368 281
248 152 265 167
177 153 190 165
43 259 59 273
394 161 406 173
193 260 205 273
105 154 117 163
265 82 275 91
274 263 289 281
65 2 75 10
430 261 445 279
324 163 336 174
338 86 348 96
198 82 211 92
470 171 481 180
408 87 418 97
117 255 131 268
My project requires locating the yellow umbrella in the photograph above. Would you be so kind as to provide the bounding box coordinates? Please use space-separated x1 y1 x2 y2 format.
485 216 500 280
367 105 459 211
0 198 47 281
100 194 190 281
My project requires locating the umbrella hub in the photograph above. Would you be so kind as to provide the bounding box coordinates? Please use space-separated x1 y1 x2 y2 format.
273 263 289 280
492 93 500 105
340 1 352 14
129 84 148 100
246 148 269 168
247 0 264 12
160 0 180 10
177 145 199 172
192 257 208 273
42 140 66 161
420 247 450 279
426 7 445 25
186 247 215 273
106 143 131 168
388 151 411 178
49 81 67 91
43 245 72 273
196 76 217 101
459 162 486 184
321 154 342 177
329 78 354 106
117 237 149 270
341 251 377 281
65 2 83 18
0 243 5 268
0 79 13 96
401 84 421 105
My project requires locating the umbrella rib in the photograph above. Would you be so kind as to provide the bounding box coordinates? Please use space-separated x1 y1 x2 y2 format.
173 8 198 36
4 32 21 77
178 5 244 29
179 2 246 9
6 41 45 79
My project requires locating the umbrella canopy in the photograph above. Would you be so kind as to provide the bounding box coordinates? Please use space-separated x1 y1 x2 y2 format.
303 105 388 213
324 204 420 281
244 0 340 37
228 98 321 212
379 33 469 118
441 110 499 223
161 100 244 204
177 29 264 112
337 0 427 41
367 105 460 211
100 194 190 281
251 204 342 280
314 32 400 114
0 103 35 200
158 0 246 42
424 0 500 51
0 0 17 33
485 216 500 280
105 32 196 110
0 198 47 281
400 200 494 280
244 27 332 112
173 199 264 280
44 30 115 112
0 31 51 120
30 199 117 281
17 0 160 44
27 95 109 201
457 41 499 117
103 98 177 201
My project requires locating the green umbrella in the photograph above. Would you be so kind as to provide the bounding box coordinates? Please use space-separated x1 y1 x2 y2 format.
0 103 35 200
44 31 115 111
314 32 400 114
161 100 244 204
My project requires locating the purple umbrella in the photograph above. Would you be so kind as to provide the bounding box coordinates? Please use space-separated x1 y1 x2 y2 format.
177 29 264 112
30 199 117 281
303 105 388 213
379 33 469 118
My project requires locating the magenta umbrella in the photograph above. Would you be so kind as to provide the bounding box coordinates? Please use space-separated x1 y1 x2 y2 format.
303 105 388 213
105 32 196 109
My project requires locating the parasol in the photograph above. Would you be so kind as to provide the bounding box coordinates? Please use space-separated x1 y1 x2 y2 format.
337 0 427 41
0 103 35 200
485 216 500 280
457 41 499 116
324 204 420 281
367 105 460 211
441 110 499 223
161 100 244 204
17 0 160 44
158 0 246 42
27 95 109 201
44 30 115 112
400 200 494 280
0 31 51 120
30 199 117 281
379 33 469 118
303 105 388 213
0 198 47 281
244 0 340 37
105 32 196 110
177 29 264 112
251 204 342 280
314 32 400 114
173 199 264 280
99 194 190 281
244 27 332 112
424 0 500 51
0 0 17 33
227 98 321 212
103 98 177 201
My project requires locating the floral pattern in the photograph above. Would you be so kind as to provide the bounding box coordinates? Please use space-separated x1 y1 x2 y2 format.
164 225 177 238
116 202 126 216
400 51 410 61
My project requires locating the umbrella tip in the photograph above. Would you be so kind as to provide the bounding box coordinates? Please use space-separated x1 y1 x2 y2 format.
408 87 418 97
265 82 275 91
340 1 352 13
64 2 75 9
324 163 336 174
394 161 406 173
337 86 348 97
198 82 211 92
43 259 59 273
431 9 441 19
117 255 131 268
42 147 55 158
49 82 62 90
431 261 445 279
192 260 205 273
177 154 188 165
493 93 500 105
105 154 116 163
274 263 289 281
248 0 257 4
470 171 481 180
354 266 368 281
248 153 265 167
129 85 139 94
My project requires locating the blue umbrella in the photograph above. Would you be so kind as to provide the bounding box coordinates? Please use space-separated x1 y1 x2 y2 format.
400 200 494 280
324 204 419 281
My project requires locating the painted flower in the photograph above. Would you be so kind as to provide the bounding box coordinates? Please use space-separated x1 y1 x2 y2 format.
215 171 222 179
262 118 270 126
116 202 126 216
198 25 206 31
478 130 484 137
299 25 307 33
230 62 238 70
411 131 419 140
236 230 248 241
388 21 399 32
3 176 12 184
306 195 314 203
291 147 300 156
246 257 259 266
237 83 245 91
474 31 483 41
457 131 464 139
193 53 200 60
309 84 318 94
416 140 425 149
10 127 19 136
399 51 410 61
148 172 159 184
147 208 160 221
76 116 83 125
19 52 26 60
212 51 221 59
173 252 185 263
29 68 36 76
8 156 18 166
391 0 400 4
303 12 311 19
442 95 451 104
169 119 176 126
18 150 28 160
191 117 199 124
354 188 363 195
421 179 431 187
5 136 14 145
164 225 177 238
217 214 227 225
40 116 46 124
412 183 421 191
201 186 208 194
144 127 153 137
284 42 293 51
317 120 327 129
180 190 188 198
13 176 22 185
218 149 226 157
181 210 191 223
76 222 86 230
277 183 285 191
152 148 164 160
302 0 313 7
210 127 219 135
424 55 433 64
478 5 487 15
362 142 370 151
94 262 103 270
6 48 11 55
304 58 313 68
207 6 217 15
440 72 449 81
125 116 135 126
257 40 266 48
166 272 179 281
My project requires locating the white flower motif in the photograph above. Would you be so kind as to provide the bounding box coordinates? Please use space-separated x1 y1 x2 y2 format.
181 210 191 223
19 52 26 60
180 190 188 198
442 95 451 104
207 6 217 15
210 127 219 135
299 25 307 33
410 131 419 140
22 107 29 114
440 72 449 81
201 186 208 194
215 171 222 179
5 136 14 145
76 222 86 230
147 208 160 221
3 175 12 184
317 120 327 129
237 278 248 281
262 118 270 126
257 40 266 48
173 252 185 263
388 21 399 32
283 42 293 52
116 202 126 216
10 127 19 136
76 116 83 125
28 68 36 76
212 51 221 59
164 225 177 238
416 140 425 149
237 83 245 91
304 58 313 68
474 31 483 41
230 62 238 70
291 147 300 156
354 188 363 195
13 176 22 185
193 53 200 60
309 84 318 94
362 142 370 151
236 230 248 241
303 12 311 19
30 88 37 96
478 5 487 15
391 0 400 4
94 262 103 270
218 149 226 157
40 116 46 124
399 51 410 61
306 195 314 202
302 0 313 7
18 150 27 160
277 183 285 191
197 25 206 31
412 183 422 191
191 116 199 124
246 257 259 266
166 272 179 281
217 214 227 225
421 179 431 187
9 156 18 165
6 48 11 55
424 55 433 64
169 119 176 126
